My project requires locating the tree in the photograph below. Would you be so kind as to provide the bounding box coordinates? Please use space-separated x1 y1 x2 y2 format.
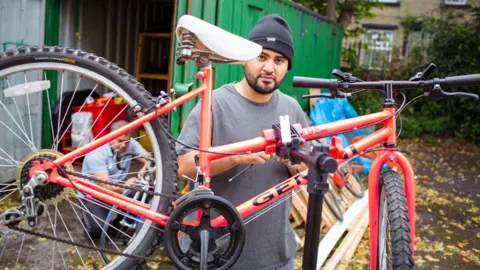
292 0 383 28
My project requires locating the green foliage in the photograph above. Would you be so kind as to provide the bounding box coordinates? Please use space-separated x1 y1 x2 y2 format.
350 6 480 142
291 0 382 23
292 0 383 70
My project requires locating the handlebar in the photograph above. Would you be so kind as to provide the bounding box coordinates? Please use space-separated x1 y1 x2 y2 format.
294 74 480 100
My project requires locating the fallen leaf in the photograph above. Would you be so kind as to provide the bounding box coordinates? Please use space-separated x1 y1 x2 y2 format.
450 222 466 230
415 257 426 265
425 255 440 262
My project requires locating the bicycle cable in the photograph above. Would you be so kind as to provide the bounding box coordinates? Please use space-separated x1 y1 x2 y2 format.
150 101 254 157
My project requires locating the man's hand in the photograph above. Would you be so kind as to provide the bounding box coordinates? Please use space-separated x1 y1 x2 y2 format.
125 177 138 187
234 152 275 165
277 157 307 176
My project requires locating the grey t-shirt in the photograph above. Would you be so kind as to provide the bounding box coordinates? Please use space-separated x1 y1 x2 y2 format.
176 83 309 270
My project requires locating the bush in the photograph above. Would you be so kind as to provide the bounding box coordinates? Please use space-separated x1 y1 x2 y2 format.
349 6 480 143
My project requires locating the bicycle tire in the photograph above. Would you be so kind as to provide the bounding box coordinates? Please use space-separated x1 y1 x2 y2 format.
0 46 178 269
377 170 414 270
345 172 365 198
324 190 344 222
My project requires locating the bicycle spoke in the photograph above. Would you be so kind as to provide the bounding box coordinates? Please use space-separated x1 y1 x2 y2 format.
0 164 16 167
0 189 18 203
14 227 26 269
72 102 129 161
0 155 19 167
0 95 37 150
65 193 139 238
4 77 34 150
53 71 66 151
54 82 99 150
67 199 104 260
0 188 17 193
54 76 83 150
0 231 10 261
0 118 36 151
91 104 129 142
54 203 87 269
73 134 148 162
24 72 38 152
83 152 153 175
72 96 114 154
44 71 56 148
65 195 125 250
45 206 68 270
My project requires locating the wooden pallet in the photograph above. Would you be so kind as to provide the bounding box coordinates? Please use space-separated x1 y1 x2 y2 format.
289 172 365 250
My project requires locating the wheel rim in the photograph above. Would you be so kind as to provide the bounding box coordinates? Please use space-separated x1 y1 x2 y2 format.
0 62 164 269
378 185 393 270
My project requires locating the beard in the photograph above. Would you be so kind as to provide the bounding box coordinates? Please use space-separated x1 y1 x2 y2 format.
243 66 285 95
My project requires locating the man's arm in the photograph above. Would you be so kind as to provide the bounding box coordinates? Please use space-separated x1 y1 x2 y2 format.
178 151 274 180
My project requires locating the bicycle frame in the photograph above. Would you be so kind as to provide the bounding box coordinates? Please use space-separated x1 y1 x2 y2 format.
32 65 415 270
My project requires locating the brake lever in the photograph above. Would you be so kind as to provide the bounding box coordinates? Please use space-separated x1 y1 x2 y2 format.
428 84 479 100
443 91 479 100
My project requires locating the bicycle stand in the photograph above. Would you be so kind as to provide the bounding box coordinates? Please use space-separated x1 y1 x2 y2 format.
290 144 337 270
273 117 338 270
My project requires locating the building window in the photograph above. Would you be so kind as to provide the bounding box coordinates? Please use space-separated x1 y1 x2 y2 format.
363 29 394 69
405 31 431 57
445 0 467 5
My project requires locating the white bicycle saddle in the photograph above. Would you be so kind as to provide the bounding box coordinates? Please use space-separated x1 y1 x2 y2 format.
176 15 262 63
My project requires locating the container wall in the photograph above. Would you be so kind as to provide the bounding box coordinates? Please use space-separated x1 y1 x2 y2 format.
0 0 46 181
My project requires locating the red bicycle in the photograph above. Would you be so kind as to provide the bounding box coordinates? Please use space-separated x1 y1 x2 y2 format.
0 15 478 270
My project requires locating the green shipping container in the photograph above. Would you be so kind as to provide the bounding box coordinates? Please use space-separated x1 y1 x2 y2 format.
170 0 343 137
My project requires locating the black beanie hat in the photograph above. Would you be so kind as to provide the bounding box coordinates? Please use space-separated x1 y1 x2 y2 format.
248 14 294 70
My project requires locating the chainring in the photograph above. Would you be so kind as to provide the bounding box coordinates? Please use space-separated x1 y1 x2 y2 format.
164 194 245 270
16 149 73 205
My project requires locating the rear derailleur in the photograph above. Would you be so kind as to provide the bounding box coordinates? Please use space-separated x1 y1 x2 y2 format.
0 171 47 227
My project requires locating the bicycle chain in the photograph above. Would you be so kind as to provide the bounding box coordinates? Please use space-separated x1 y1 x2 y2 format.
6 224 174 265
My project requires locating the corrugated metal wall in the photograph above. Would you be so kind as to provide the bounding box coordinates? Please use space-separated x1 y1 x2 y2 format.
171 0 343 136
59 0 174 79
0 0 46 181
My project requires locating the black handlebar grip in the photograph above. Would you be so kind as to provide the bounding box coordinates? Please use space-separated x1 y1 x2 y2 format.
445 74 480 86
293 76 339 90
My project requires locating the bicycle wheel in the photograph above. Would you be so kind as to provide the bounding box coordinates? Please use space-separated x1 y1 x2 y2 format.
377 170 414 270
0 46 178 269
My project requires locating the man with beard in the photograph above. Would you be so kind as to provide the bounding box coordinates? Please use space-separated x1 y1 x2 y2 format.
176 14 308 270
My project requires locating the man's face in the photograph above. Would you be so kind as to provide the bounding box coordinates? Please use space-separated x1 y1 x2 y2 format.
111 134 131 153
243 49 289 95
